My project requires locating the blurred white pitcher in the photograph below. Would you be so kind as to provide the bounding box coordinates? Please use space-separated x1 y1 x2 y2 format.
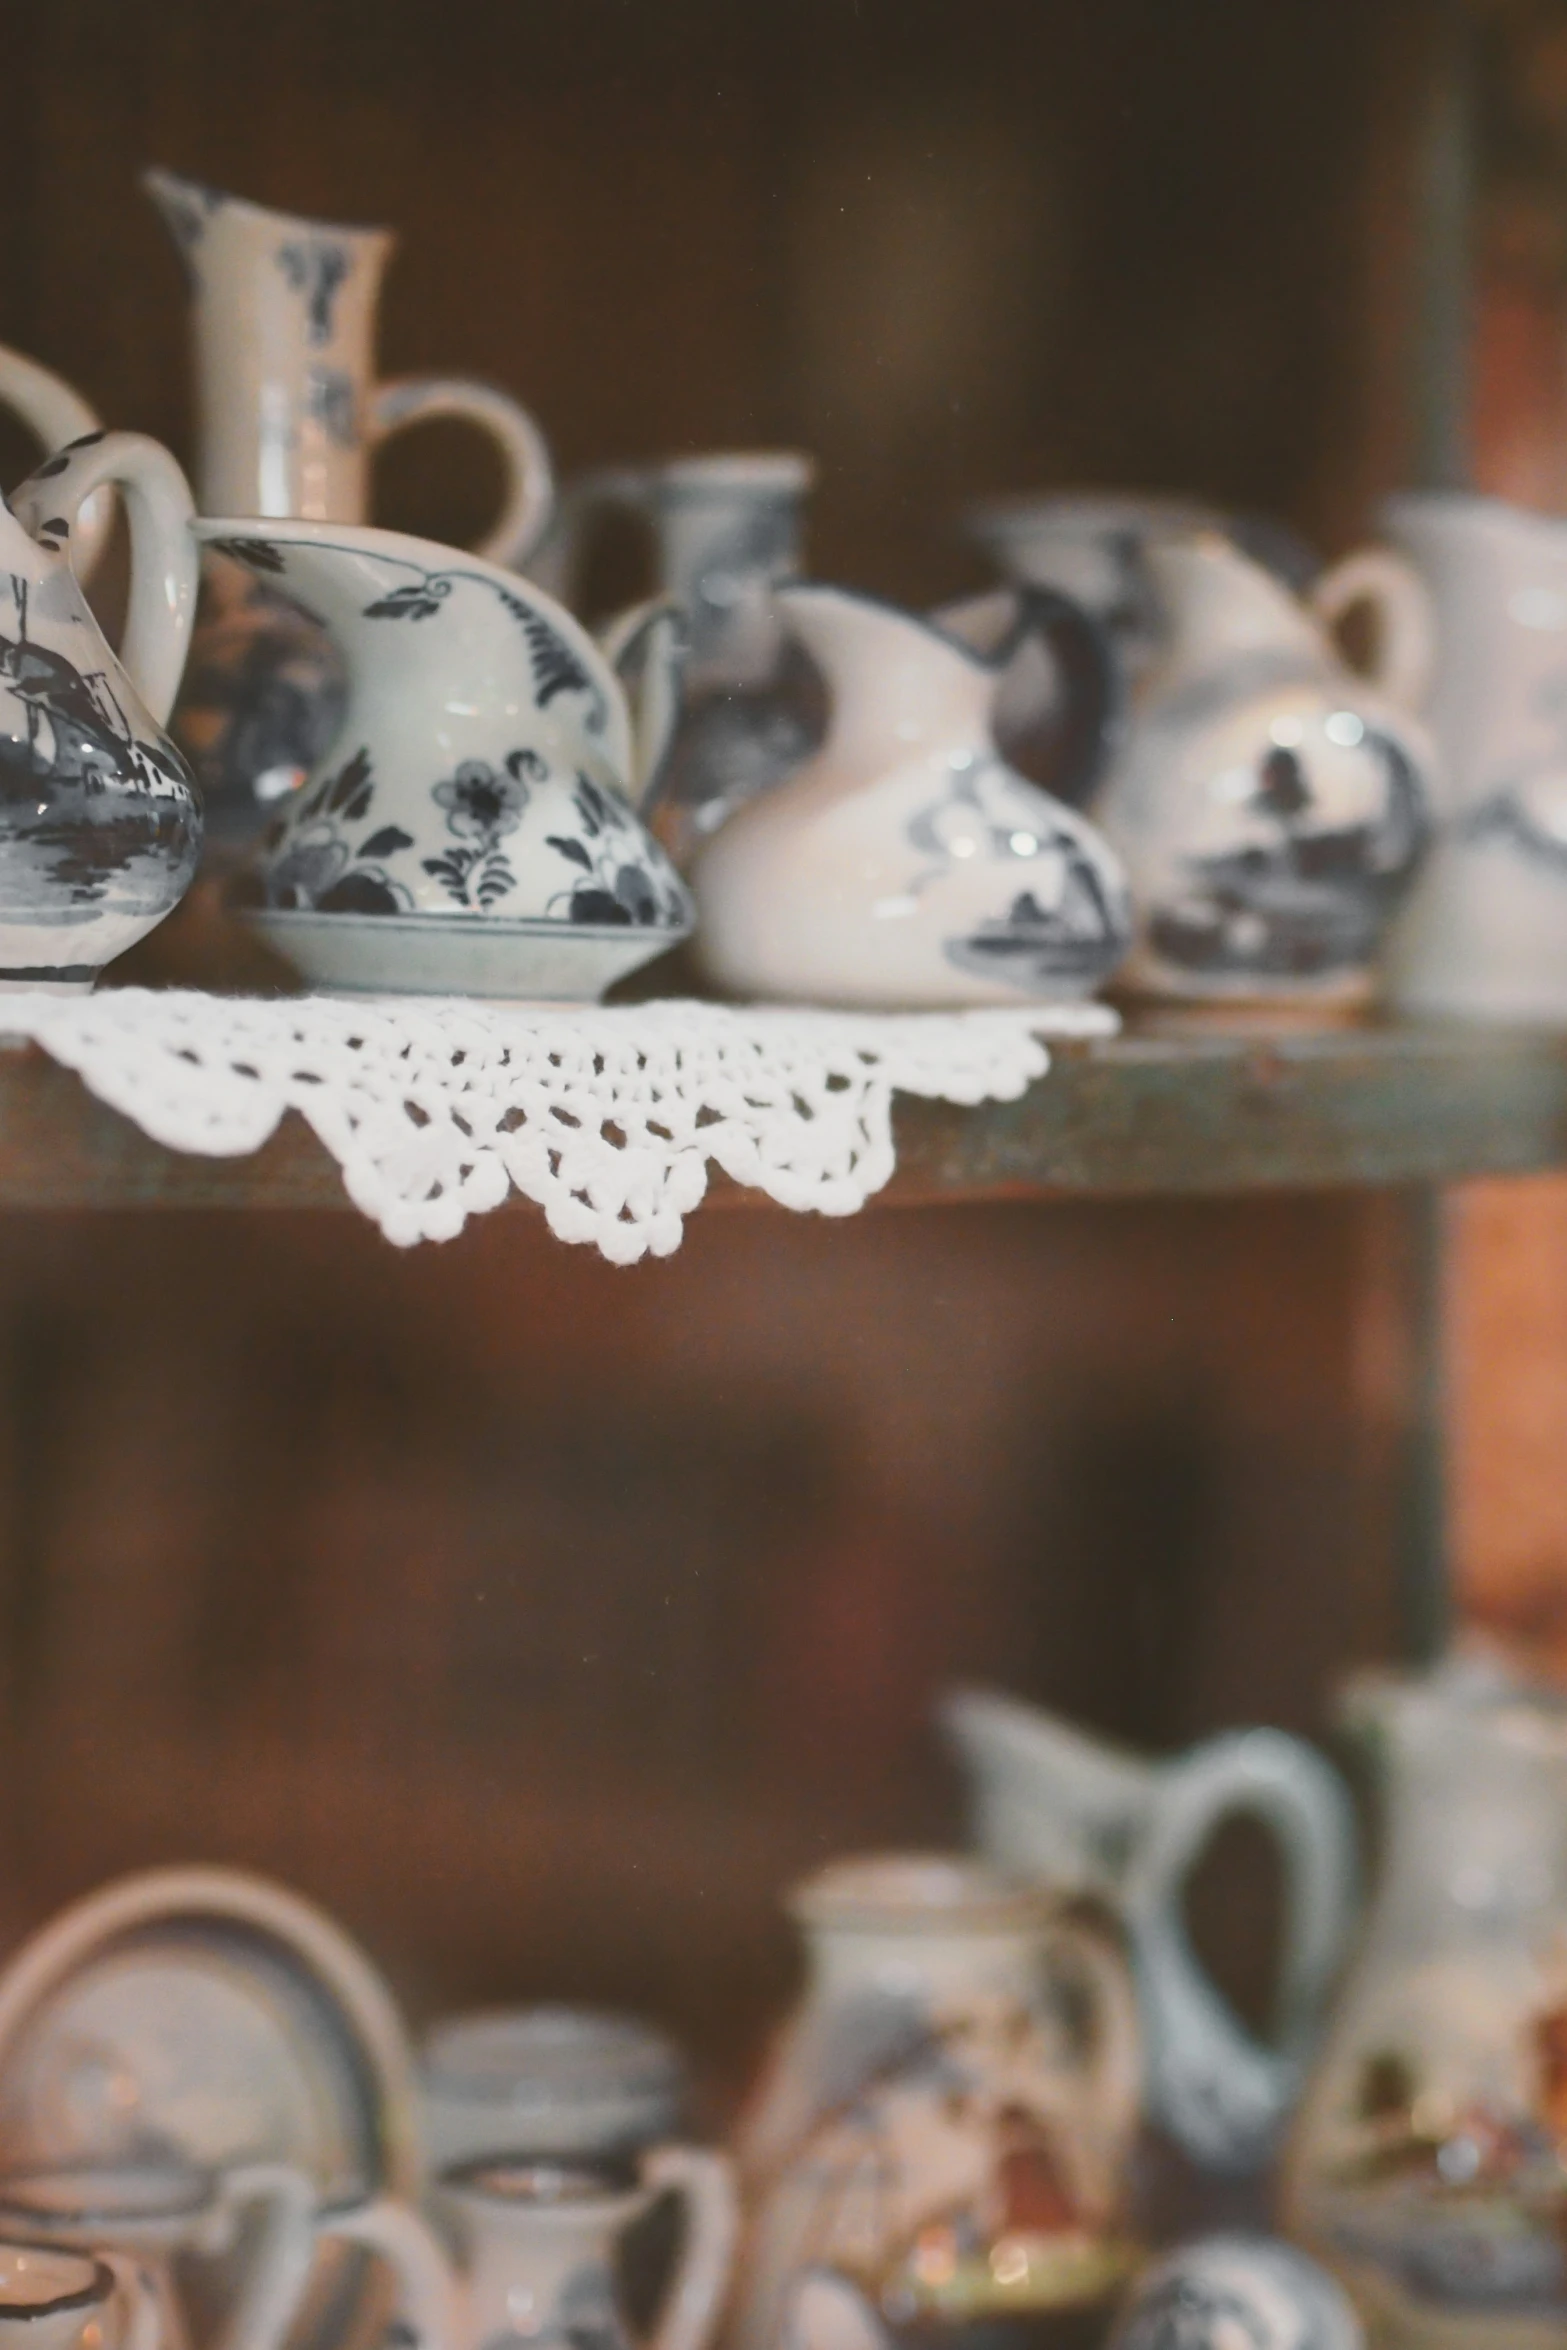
941 1689 1356 2174
1384 493 1567 1022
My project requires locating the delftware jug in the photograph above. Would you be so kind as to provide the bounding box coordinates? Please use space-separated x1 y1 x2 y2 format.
202 517 690 998
0 431 200 987
1382 493 1567 1023
364 2149 736 2350
0 2244 158 2350
1285 1658 1567 2349
690 585 1130 1006
145 170 555 851
533 452 818 863
943 1691 1357 2177
734 1856 1143 2350
0 346 111 581
1088 534 1435 1009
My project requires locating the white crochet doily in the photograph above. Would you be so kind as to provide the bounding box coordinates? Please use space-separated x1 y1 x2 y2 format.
0 989 1115 1260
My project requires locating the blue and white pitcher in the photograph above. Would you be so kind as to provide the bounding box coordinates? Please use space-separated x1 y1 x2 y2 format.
942 1688 1357 2174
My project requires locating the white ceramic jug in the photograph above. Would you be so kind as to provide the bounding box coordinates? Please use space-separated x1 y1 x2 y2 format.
734 1857 1142 2350
200 516 690 998
942 1689 1357 2175
0 430 201 985
1285 1657 1567 2350
531 452 818 862
1382 492 1567 1023
351 2150 737 2350
691 583 1130 1006
1089 533 1435 1009
145 169 556 850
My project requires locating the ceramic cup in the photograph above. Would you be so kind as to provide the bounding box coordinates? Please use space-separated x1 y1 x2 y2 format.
0 2245 159 2350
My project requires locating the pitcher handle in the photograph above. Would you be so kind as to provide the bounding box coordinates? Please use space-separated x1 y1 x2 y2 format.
9 429 198 728
205 2161 319 2350
639 2145 739 2350
100 2252 167 2350
1310 548 1435 712
1005 585 1122 811
597 596 687 808
1126 1728 1357 2172
0 344 113 580
314 2194 458 2350
1035 1905 1143 2167
370 376 556 569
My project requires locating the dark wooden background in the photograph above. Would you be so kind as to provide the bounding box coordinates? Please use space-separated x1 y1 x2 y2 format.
0 0 1447 2118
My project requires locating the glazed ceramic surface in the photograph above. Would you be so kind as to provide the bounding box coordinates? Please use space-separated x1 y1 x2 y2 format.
535 452 818 862
733 1856 1142 2350
417 2148 737 2350
1382 493 1567 1023
1285 1658 1567 2350
0 346 111 581
691 585 1130 1007
198 519 691 998
943 1690 1357 2176
1089 534 1435 1007
419 2011 687 2172
0 1868 419 2350
0 2244 158 2350
145 171 555 851
0 431 200 987
0 2160 325 2350
1109 2236 1363 2350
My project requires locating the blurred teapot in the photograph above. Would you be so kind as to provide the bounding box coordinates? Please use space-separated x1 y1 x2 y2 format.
942 1689 1357 2175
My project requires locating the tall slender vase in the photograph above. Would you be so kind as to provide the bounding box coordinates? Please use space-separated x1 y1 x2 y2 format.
145 170 555 854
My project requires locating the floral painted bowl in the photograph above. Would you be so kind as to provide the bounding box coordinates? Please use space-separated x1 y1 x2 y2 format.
198 518 692 999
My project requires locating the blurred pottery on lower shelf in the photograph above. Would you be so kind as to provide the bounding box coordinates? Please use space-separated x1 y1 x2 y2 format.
419 2008 688 2171
1108 2235 1363 2350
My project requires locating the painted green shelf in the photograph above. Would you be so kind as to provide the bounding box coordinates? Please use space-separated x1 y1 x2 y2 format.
0 1016 1561 1213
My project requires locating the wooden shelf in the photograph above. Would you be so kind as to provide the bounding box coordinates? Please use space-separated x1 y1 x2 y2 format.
0 1017 1563 1213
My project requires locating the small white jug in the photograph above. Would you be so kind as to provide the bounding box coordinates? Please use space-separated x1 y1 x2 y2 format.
942 1688 1357 2174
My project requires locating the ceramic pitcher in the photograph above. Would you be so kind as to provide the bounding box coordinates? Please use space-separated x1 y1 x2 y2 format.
734 1855 1143 2350
1088 532 1435 1010
351 2148 738 2350
1380 492 1567 1023
532 452 818 862
0 2160 476 2350
691 583 1130 1006
145 171 555 851
1285 1656 1567 2350
199 517 690 999
0 431 201 986
943 1691 1357 2178
0 2245 159 2350
0 346 111 582
961 496 1396 693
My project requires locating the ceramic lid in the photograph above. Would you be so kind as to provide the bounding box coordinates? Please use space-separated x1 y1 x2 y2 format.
421 2007 685 2116
790 1853 1052 1934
